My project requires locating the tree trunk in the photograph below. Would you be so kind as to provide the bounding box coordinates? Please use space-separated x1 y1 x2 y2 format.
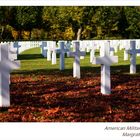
29 30 32 40
77 27 82 40
18 30 22 40
0 26 5 40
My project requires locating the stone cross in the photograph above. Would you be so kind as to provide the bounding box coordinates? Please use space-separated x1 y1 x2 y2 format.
110 45 115 56
69 41 86 78
80 41 90 53
8 42 19 85
110 40 119 53
80 41 86 59
99 41 105 56
92 41 118 94
50 41 57 65
86 41 91 52
57 41 69 70
90 41 98 63
65 41 71 50
13 42 21 55
65 41 71 57
119 40 125 50
95 40 101 50
136 40 140 56
9 42 18 61
40 41 47 57
109 40 116 56
18 41 29 54
30 41 40 48
129 40 140 74
123 40 130 61
47 41 53 61
0 43 20 107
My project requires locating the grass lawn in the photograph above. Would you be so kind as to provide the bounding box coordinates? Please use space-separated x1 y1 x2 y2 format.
16 47 140 74
0 47 140 122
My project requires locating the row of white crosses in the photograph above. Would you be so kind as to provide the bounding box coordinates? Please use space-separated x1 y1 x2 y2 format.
66 40 140 94
62 40 118 94
47 41 72 66
119 40 140 73
10 40 140 75
40 41 60 59
14 41 41 55
80 40 102 62
0 39 140 107
40 41 47 57
119 40 140 61
52 40 140 77
0 43 20 107
11 40 117 65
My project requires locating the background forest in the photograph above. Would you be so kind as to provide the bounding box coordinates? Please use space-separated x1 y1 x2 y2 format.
0 6 140 41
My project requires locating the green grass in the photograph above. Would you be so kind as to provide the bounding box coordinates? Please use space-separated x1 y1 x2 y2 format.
14 47 140 75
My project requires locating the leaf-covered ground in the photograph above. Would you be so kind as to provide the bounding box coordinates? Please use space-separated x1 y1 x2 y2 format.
0 47 140 122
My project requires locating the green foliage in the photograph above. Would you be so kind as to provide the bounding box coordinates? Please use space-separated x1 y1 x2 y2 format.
124 7 140 38
0 6 140 40
15 7 41 30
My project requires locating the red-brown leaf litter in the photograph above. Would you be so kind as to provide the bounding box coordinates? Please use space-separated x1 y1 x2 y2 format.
0 70 140 122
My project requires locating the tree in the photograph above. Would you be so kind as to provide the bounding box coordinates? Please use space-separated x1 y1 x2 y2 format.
15 6 43 40
94 7 122 39
0 7 14 40
117 7 129 38
0 6 140 40
124 7 140 38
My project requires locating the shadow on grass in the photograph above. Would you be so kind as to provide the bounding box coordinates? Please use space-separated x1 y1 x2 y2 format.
12 64 140 76
18 53 67 60
112 64 140 75
18 54 44 60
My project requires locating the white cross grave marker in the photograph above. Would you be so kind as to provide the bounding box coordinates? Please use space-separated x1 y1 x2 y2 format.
80 41 86 59
123 40 130 61
13 42 21 55
129 40 140 74
99 41 105 56
0 43 20 107
47 41 53 61
109 41 115 56
90 41 98 63
50 41 57 65
18 41 29 54
8 42 19 84
86 41 91 52
9 42 18 61
119 40 125 50
57 41 69 70
69 41 86 78
136 40 140 56
110 40 119 53
40 41 47 57
92 41 118 94
65 41 71 57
